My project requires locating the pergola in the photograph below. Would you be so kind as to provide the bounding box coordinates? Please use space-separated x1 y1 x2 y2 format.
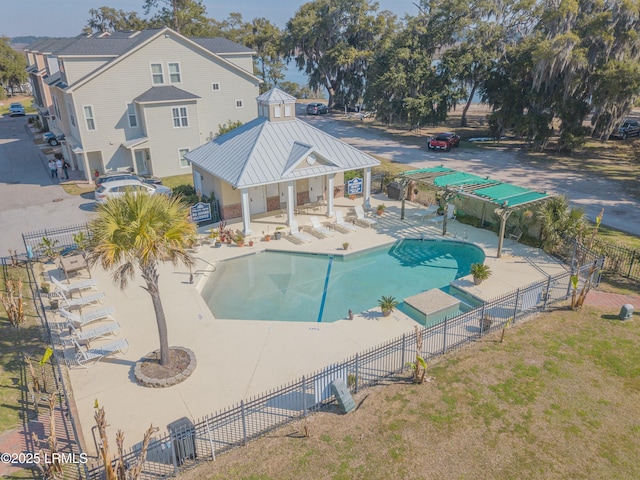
397 167 553 258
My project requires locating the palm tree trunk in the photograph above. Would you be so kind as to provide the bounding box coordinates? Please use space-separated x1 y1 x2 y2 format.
141 264 171 366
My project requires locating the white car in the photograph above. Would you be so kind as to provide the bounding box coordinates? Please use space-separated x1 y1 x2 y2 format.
9 103 25 116
94 179 172 204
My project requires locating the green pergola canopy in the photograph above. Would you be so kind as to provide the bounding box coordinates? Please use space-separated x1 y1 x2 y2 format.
473 184 548 207
434 172 495 188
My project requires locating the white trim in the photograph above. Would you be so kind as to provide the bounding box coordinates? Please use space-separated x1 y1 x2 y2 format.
150 62 164 84
83 105 96 131
178 147 190 168
126 103 138 128
211 82 220 92
235 99 244 109
168 61 181 83
274 105 281 118
171 106 189 128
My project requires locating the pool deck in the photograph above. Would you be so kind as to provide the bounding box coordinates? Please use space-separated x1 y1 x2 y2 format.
46 195 568 455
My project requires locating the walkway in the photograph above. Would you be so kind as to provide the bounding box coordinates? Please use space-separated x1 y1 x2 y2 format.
584 290 640 309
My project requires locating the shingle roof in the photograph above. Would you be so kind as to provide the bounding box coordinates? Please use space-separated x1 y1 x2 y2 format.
133 86 200 103
55 30 160 56
44 72 63 86
191 37 254 54
186 115 380 188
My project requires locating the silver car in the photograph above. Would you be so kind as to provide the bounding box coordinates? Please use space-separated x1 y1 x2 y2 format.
94 179 172 204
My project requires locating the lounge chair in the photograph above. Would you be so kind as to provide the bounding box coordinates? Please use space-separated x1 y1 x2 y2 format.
73 338 129 367
58 291 106 311
67 320 120 346
50 275 98 298
506 226 523 242
412 204 438 222
290 219 313 243
59 306 116 329
428 204 456 225
354 205 377 227
310 216 334 237
334 211 357 232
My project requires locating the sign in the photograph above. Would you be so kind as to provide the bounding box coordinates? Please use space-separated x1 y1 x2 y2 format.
190 202 212 223
347 177 363 195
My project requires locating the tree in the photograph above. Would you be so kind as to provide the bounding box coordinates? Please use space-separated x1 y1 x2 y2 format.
283 0 392 108
84 7 148 34
241 18 285 91
0 37 27 97
88 191 195 366
143 0 212 36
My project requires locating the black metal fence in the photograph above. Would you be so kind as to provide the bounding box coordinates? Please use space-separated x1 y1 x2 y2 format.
588 237 640 281
85 258 603 480
22 223 91 260
1 257 88 479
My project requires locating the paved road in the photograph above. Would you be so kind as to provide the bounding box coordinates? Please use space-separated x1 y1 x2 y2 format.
299 106 640 237
0 115 94 256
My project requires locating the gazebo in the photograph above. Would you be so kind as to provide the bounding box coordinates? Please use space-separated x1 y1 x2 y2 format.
185 88 380 234
397 167 553 258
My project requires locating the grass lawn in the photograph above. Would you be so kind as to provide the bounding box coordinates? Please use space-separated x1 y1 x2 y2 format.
162 173 193 189
181 303 640 480
0 263 49 434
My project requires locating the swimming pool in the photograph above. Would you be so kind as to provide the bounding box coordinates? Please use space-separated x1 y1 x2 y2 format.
200 239 485 323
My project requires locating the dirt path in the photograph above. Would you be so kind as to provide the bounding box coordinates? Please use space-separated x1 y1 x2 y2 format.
296 105 640 236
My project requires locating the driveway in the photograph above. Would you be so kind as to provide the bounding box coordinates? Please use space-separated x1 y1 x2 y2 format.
298 106 640 237
0 115 95 255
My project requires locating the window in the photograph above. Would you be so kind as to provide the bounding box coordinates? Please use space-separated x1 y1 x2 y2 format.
211 82 220 91
178 148 190 168
127 103 138 127
274 106 281 118
168 63 181 83
67 102 75 127
284 105 292 117
172 107 188 128
53 97 60 118
151 63 164 84
235 99 243 109
83 106 96 130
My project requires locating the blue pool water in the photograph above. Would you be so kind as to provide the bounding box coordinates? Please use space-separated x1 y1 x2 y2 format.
200 239 485 323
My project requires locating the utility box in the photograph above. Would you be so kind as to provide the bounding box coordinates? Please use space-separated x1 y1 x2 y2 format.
330 378 356 414
386 181 401 200
619 304 634 320
167 417 197 466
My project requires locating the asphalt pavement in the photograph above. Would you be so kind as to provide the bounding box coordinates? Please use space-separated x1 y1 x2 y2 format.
0 114 95 256
299 106 640 237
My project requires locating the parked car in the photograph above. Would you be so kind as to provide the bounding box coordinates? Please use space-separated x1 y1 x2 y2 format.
42 132 65 146
94 179 171 204
610 120 640 140
9 103 25 116
95 172 163 188
427 132 461 151
306 103 329 115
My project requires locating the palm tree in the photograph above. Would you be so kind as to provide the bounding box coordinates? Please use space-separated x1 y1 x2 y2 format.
88 191 196 366
535 196 584 251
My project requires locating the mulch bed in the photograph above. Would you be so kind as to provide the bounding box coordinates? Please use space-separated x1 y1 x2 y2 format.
139 348 191 380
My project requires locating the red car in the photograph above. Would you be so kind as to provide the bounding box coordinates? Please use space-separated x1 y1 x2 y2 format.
427 132 460 151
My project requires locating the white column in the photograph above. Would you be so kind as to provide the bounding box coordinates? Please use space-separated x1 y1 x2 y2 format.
326 174 335 217
240 188 252 234
130 149 138 174
82 152 92 184
363 167 372 208
286 180 295 225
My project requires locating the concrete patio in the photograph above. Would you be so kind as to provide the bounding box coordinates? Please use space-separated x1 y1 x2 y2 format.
45 194 568 456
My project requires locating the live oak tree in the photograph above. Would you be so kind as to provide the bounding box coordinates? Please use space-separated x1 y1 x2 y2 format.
0 37 27 98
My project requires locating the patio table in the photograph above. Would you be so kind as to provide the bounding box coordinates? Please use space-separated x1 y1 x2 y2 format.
59 254 91 282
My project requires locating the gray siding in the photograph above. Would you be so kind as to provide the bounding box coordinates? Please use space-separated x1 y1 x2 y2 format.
64 58 110 85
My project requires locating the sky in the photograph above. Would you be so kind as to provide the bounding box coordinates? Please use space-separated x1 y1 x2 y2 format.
1 0 418 38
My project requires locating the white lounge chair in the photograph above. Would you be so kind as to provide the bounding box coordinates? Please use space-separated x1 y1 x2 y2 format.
51 275 98 298
412 204 438 222
73 338 129 367
428 204 456 225
67 321 120 346
59 306 116 329
354 205 377 227
58 291 106 311
334 211 357 232
290 219 313 243
310 216 334 237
